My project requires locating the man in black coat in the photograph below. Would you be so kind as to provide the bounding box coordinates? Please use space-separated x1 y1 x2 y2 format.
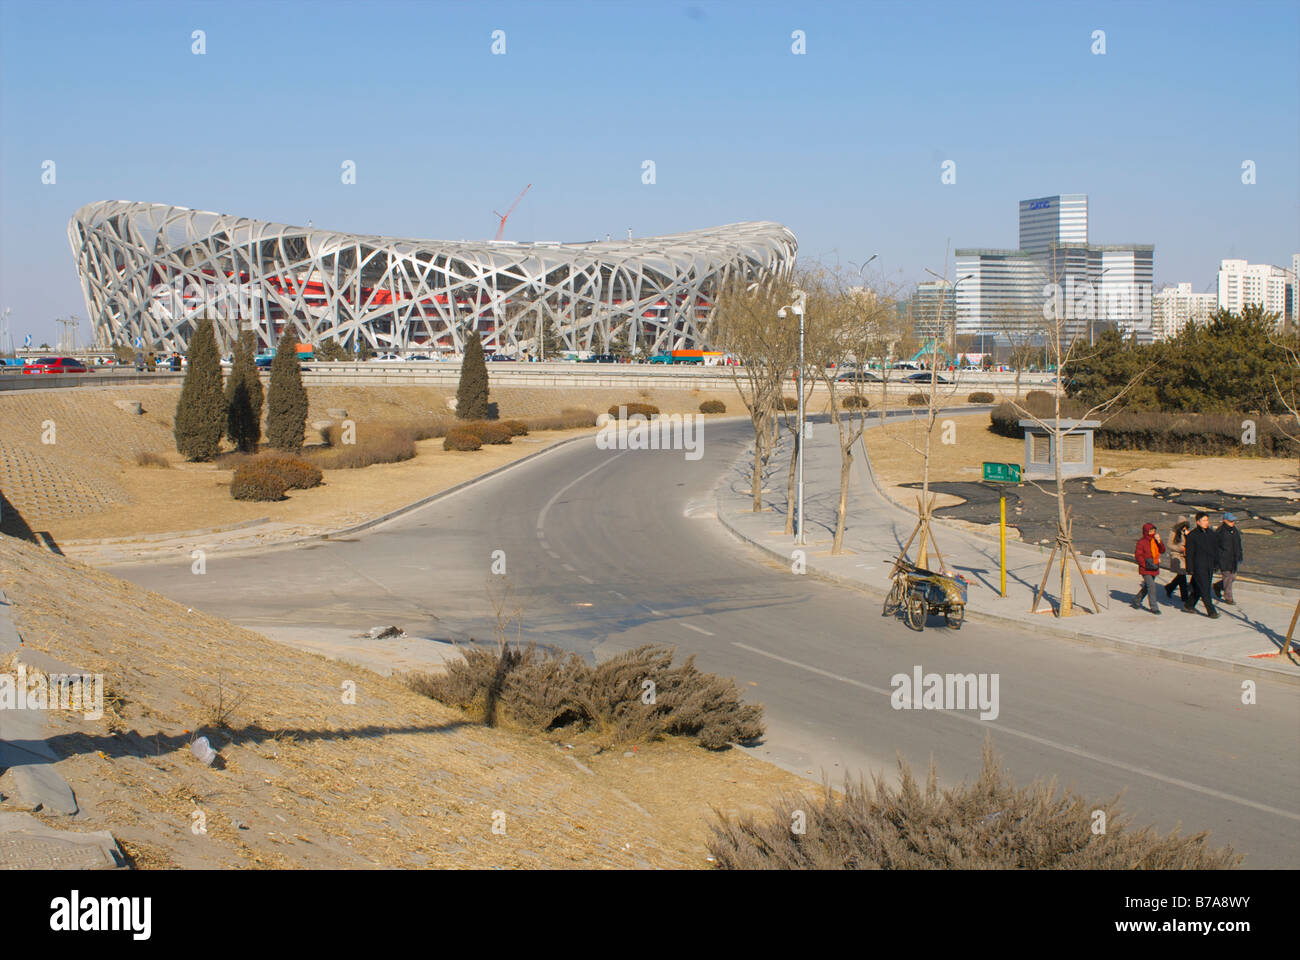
1213 512 1243 605
1182 511 1219 618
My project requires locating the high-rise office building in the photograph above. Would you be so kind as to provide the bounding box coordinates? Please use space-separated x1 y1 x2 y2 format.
954 195 1154 349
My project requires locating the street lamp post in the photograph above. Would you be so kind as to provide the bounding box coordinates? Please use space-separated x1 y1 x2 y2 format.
778 288 808 544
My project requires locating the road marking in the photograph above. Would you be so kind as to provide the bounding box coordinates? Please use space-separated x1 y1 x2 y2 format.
537 451 626 535
642 605 664 616
731 641 1300 824
682 623 715 636
577 574 593 584
562 563 575 572
609 590 626 599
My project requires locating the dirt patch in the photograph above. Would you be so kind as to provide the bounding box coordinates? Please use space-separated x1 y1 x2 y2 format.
0 535 811 868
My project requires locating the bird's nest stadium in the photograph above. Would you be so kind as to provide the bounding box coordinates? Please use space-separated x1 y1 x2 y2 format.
68 201 797 356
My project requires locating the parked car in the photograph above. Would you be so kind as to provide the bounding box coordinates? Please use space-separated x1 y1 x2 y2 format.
406 354 434 361
486 353 514 361
372 353 404 362
254 354 274 369
583 354 617 363
22 356 89 375
648 353 674 364
902 371 950 384
836 370 882 383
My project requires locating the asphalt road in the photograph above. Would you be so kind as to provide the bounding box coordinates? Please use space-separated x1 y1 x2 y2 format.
108 419 1300 867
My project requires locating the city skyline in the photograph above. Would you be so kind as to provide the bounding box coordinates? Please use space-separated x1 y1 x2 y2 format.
2 0 1297 347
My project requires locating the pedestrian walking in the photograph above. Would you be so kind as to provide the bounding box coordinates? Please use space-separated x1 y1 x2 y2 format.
1213 512 1244 605
1163 518 1190 603
1183 511 1220 618
1130 522 1164 614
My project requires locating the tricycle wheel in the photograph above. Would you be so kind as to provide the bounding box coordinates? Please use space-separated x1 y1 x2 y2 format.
905 593 927 631
945 604 964 630
882 578 905 617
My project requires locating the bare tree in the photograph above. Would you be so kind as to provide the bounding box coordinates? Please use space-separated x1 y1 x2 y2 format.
1005 253 1153 617
712 274 798 511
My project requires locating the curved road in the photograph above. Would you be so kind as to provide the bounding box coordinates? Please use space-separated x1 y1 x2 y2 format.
108 418 1300 867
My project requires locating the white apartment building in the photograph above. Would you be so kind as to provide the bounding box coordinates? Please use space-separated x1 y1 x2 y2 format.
1152 282 1216 340
1217 259 1291 319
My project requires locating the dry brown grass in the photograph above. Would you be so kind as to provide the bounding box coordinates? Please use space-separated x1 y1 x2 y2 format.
0 535 810 869
708 741 1240 869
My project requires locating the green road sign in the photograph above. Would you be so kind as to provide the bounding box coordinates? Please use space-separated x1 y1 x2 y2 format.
982 461 1021 483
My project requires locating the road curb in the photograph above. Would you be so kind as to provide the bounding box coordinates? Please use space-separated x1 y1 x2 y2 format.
713 460 1300 687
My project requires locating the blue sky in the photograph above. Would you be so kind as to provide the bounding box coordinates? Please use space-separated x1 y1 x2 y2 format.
1 0 1297 347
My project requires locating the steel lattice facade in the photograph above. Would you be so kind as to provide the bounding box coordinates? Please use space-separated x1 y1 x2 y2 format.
68 201 796 356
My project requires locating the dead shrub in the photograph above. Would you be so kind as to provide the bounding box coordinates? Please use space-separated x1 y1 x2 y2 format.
906 392 927 406
410 643 764 750
134 450 171 468
443 427 483 451
699 400 727 414
967 391 995 404
841 395 869 409
1024 389 1053 405
312 422 417 468
775 396 798 411
707 741 1241 870
502 419 529 436
608 402 660 419
525 409 598 431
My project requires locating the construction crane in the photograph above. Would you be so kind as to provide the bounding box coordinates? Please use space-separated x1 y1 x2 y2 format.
493 184 531 241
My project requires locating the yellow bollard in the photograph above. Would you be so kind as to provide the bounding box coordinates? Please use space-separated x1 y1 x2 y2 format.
1000 495 1007 598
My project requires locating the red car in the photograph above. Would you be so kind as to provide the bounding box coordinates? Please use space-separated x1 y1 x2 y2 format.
22 356 90 374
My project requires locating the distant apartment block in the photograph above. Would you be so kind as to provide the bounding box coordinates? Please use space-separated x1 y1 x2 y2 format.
1217 259 1294 322
955 194 1154 349
1152 283 1216 340
911 279 956 339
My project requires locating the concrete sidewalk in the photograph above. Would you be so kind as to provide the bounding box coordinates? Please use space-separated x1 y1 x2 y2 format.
715 410 1300 683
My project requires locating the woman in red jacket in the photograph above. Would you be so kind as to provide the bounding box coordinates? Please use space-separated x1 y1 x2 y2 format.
1130 522 1164 614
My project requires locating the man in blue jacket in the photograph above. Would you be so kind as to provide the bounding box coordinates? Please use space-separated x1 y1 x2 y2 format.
1213 512 1244 605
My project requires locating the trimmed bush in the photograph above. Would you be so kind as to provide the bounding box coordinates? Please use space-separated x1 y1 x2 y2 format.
707 742 1240 869
967 391 995 404
608 402 660 418
841 395 869 409
1024 389 1053 405
461 421 512 444
700 400 727 414
906 392 927 406
230 463 289 501
410 643 764 750
988 401 1298 458
501 419 529 437
256 454 322 490
443 427 483 451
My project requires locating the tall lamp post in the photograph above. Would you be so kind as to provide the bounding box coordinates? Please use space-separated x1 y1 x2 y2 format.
778 288 808 544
